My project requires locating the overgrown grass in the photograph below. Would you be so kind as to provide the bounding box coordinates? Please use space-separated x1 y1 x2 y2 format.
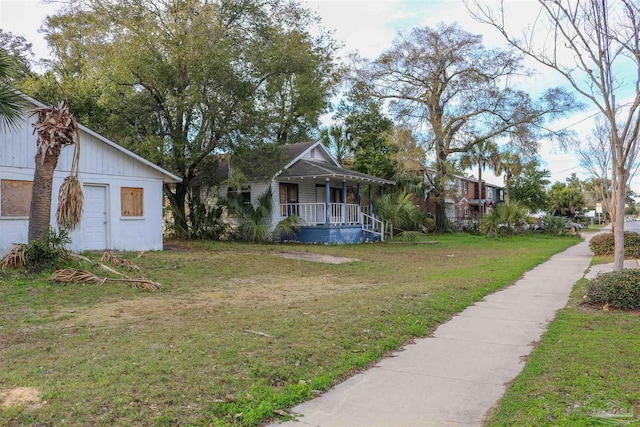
485 279 640 427
0 234 579 426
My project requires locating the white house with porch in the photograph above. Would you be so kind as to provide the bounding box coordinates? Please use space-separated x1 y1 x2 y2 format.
219 140 395 243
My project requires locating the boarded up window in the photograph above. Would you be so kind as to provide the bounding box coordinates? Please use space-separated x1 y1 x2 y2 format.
1 180 33 217
121 187 143 216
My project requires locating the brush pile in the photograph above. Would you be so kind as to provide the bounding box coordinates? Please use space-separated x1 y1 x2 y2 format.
52 268 161 291
100 251 140 270
0 244 27 270
51 269 106 285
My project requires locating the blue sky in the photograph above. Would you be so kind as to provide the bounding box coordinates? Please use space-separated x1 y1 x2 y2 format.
1 0 633 192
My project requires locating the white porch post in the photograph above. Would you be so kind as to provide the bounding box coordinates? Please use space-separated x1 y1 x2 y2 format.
368 185 373 216
342 181 347 225
325 179 331 225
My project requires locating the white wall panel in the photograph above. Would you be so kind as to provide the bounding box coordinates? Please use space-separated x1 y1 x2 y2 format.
0 105 174 253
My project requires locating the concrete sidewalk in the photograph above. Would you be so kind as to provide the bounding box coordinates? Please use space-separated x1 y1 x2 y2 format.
271 237 594 427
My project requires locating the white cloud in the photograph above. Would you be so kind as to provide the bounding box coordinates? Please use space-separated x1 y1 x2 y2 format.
5 0 637 194
0 0 59 67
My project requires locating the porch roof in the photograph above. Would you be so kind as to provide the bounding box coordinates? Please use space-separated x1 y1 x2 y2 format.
279 160 395 185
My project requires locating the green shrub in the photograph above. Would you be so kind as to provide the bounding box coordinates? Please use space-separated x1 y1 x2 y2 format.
539 215 568 235
589 232 640 257
482 201 528 235
586 269 640 310
25 227 71 272
421 213 435 233
374 191 424 233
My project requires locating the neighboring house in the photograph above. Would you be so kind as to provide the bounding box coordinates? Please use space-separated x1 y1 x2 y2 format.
0 96 181 254
455 177 504 220
218 140 395 244
408 164 504 224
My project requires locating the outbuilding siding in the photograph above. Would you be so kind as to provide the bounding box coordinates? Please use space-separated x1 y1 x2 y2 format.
0 98 179 254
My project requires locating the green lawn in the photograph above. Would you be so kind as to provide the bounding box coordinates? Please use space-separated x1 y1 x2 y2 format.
485 279 640 427
1 234 579 426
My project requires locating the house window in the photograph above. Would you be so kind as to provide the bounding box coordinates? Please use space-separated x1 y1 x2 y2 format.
464 207 469 218
1 179 33 217
280 183 298 204
121 187 143 217
463 181 468 196
280 183 299 217
227 186 251 206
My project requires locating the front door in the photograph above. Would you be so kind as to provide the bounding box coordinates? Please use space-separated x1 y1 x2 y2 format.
77 185 108 250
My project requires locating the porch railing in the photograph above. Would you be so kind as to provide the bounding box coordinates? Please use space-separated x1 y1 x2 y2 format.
280 203 361 226
361 212 387 242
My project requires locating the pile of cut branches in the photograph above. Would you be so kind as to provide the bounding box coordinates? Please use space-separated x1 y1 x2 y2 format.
0 244 27 270
52 268 161 291
100 251 140 270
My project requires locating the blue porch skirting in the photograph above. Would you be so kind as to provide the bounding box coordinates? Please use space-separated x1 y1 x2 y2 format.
293 225 380 244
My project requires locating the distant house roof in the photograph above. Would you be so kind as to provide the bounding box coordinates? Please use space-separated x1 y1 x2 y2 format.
218 140 395 185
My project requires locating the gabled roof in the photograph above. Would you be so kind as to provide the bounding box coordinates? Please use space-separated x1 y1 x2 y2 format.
279 159 395 185
281 140 341 169
276 140 393 185
218 140 393 185
22 95 181 183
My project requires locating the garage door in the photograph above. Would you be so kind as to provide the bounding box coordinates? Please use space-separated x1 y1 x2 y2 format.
80 185 108 250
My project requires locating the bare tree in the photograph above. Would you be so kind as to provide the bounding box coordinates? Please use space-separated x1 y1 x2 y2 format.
469 0 640 270
354 23 576 231
578 116 613 220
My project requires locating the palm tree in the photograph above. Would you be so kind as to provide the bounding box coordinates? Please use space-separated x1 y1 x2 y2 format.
29 101 81 241
320 125 353 165
0 48 24 129
496 150 525 204
460 141 500 217
482 201 528 235
374 191 424 235
228 188 300 243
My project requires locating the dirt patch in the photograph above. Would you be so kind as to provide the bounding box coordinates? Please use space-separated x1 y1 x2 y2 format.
63 275 368 328
1 387 43 410
277 252 360 264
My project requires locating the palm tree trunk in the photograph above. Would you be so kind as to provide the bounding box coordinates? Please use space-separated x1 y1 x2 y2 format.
28 147 62 242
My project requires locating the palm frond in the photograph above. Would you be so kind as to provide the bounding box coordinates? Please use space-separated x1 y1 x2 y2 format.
0 49 25 130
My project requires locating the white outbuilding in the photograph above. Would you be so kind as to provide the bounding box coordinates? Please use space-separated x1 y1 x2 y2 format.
0 96 181 254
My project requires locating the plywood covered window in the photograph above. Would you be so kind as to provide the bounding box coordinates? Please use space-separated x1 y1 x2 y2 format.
121 187 143 217
1 179 33 217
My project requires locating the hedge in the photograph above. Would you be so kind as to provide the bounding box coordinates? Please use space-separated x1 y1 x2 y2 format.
586 269 640 310
589 232 640 257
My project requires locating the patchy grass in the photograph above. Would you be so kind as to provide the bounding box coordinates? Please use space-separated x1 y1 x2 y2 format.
584 224 607 232
591 255 614 266
485 279 640 427
0 234 579 426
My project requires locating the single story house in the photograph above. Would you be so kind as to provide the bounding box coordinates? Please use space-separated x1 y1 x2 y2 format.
0 96 181 254
218 140 395 244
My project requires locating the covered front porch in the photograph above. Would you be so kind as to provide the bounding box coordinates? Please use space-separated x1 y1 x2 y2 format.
275 160 394 243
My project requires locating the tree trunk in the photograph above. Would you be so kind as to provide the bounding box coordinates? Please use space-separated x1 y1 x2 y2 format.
164 182 190 236
613 162 626 271
504 173 511 204
28 147 62 242
434 150 448 232
477 162 483 218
